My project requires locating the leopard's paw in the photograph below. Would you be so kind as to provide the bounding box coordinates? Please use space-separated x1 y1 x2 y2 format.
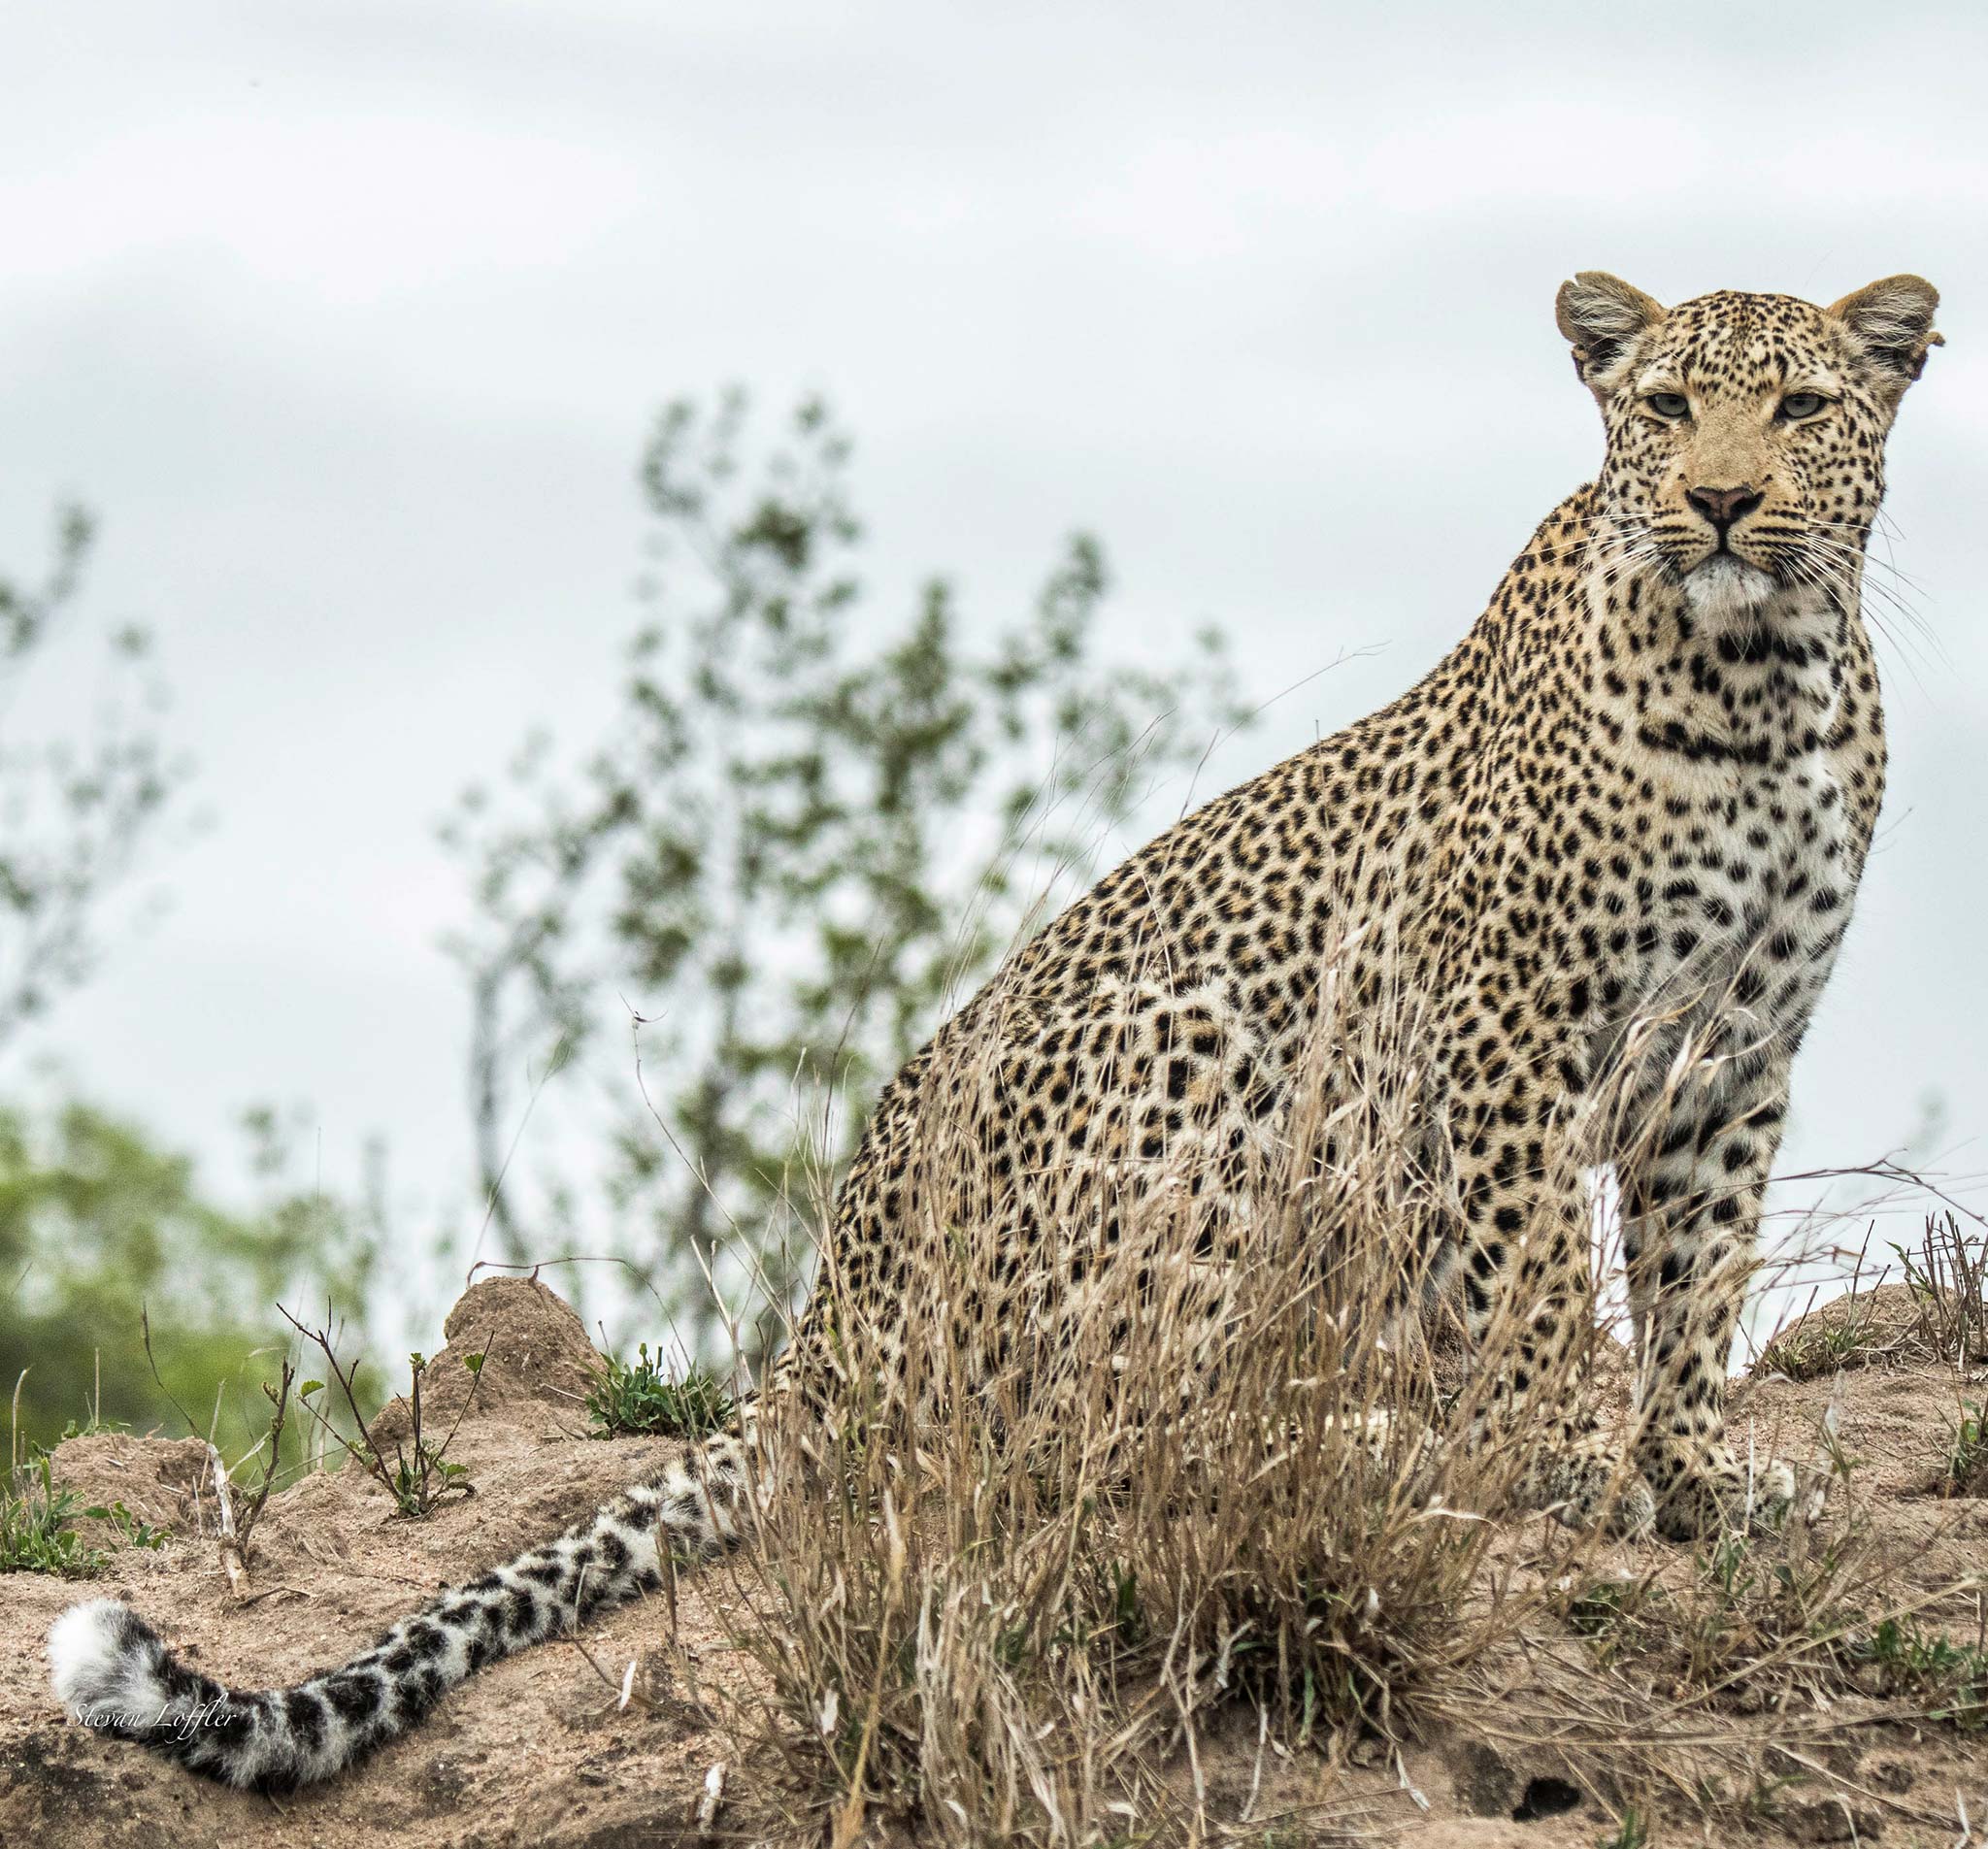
1527 1439 1656 1538
1646 1445 1795 1541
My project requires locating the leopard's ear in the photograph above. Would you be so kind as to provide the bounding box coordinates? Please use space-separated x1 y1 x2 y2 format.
1555 272 1665 394
1827 275 1942 390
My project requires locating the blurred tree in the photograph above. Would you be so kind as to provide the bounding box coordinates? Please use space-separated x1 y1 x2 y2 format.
0 1094 382 1462
0 512 381 1466
444 392 1251 1357
0 506 185 1047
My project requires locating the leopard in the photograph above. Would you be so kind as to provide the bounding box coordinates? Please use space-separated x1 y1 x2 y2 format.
49 270 1943 1791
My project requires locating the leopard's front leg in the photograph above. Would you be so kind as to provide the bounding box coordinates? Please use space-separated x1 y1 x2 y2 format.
1453 1117 1655 1538
1621 1061 1795 1539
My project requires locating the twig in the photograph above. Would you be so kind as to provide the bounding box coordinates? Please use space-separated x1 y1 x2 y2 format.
278 1304 401 1505
566 1631 655 1711
235 1355 295 1558
205 1441 248 1597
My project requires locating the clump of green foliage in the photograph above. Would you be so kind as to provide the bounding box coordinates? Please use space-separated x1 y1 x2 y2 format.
85 1498 171 1551
585 1343 734 1438
1856 1615 1988 1729
0 1450 107 1578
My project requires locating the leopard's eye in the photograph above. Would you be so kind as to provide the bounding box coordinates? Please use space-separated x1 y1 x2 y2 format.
1646 392 1690 420
1779 392 1827 420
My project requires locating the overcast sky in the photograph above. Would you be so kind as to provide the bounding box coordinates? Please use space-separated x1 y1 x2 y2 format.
4 2 1983 1339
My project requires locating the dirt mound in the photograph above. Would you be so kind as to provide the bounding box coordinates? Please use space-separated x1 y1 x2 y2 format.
44 1434 216 1545
1758 1281 1937 1378
5 1280 1985 1846
364 1275 602 1457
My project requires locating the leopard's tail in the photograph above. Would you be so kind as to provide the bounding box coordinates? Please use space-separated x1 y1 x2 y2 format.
47 1427 753 1791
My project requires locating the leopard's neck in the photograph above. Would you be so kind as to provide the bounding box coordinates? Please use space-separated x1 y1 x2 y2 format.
1572 511 1863 777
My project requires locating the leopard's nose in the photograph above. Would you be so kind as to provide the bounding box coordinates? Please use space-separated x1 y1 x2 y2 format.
1686 485 1764 531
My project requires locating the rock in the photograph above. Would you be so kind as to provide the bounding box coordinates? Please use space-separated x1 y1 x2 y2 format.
1443 1737 1517 1817
1785 1796 1884 1842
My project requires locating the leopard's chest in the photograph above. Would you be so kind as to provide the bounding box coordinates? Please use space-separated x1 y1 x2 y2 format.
1637 753 1853 1003
1576 704 1869 1151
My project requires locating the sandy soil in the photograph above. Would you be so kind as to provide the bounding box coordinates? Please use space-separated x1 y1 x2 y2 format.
5 1277 1985 1847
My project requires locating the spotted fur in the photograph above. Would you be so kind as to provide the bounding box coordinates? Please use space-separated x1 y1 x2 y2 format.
50 273 1940 1787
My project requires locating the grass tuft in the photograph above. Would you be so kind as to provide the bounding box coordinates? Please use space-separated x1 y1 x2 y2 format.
1756 1301 1887 1381
1896 1211 1988 1367
584 1343 734 1439
5 1372 109 1577
1856 1615 1988 1729
1936 1399 1988 1500
707 933 1648 1844
1 1450 107 1577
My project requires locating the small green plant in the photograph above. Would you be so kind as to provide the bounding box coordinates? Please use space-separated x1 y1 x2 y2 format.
284 1309 482 1519
1757 1302 1881 1381
2 1451 109 1577
1565 1572 1666 1667
584 1343 734 1439
84 1498 171 1551
4 1371 108 1576
1937 1400 1987 1498
377 1352 480 1518
1857 1615 1988 1728
1597 1808 1649 1849
1559 1515 1888 1713
1046 1555 1149 1656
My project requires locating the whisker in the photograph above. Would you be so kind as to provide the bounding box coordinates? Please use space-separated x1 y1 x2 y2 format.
1798 541 1942 658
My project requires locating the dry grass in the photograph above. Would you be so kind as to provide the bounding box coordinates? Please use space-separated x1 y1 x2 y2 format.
1899 1210 1988 1370
1755 1287 1896 1382
678 941 1658 1844
1755 1211 1988 1383
1439 1208 1988 1837
635 925 1988 1844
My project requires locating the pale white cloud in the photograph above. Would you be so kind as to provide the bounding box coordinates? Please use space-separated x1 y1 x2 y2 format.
1 113 645 296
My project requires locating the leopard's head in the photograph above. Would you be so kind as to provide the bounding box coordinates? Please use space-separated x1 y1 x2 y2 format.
1557 272 1940 624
